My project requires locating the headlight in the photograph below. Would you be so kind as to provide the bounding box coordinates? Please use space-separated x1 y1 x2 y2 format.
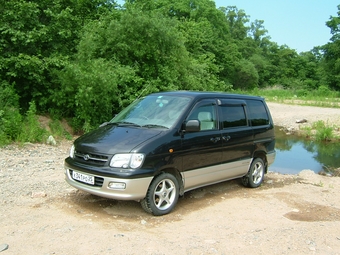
69 145 75 158
110 153 144 169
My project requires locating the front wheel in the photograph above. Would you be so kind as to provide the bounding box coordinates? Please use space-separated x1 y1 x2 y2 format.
242 158 265 188
140 173 179 216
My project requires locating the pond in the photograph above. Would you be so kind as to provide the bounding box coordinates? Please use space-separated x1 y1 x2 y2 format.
269 126 340 175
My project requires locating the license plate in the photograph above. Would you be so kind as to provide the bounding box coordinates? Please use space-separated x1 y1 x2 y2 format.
72 171 95 185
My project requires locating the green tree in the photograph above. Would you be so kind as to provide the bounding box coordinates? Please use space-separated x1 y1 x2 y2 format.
221 6 249 41
0 81 22 144
55 59 140 131
249 19 271 49
57 7 195 129
139 0 233 88
322 4 340 90
233 59 259 89
0 0 116 112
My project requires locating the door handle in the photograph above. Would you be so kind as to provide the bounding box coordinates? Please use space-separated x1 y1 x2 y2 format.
210 137 221 143
222 135 231 142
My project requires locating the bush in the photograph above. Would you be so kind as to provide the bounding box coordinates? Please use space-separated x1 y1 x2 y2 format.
17 101 48 143
317 85 331 97
0 82 22 145
312 120 334 141
55 59 141 132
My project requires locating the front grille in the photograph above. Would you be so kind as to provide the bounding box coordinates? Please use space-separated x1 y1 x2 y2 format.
69 170 104 187
74 150 109 166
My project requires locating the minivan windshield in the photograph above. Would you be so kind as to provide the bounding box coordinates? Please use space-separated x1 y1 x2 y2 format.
110 95 192 129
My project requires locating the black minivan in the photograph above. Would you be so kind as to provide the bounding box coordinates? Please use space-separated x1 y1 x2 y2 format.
65 91 276 215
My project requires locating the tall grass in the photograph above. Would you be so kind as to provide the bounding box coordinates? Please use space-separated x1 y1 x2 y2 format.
312 120 335 141
17 101 48 143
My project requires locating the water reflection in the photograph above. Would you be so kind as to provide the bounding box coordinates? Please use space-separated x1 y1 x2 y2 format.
269 127 340 175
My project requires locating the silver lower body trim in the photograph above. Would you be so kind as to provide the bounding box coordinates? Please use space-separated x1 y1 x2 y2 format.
183 158 252 192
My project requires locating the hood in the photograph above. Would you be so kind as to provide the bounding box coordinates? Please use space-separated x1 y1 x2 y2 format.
74 125 162 155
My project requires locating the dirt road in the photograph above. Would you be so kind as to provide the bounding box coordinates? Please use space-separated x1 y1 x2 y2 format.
0 103 340 255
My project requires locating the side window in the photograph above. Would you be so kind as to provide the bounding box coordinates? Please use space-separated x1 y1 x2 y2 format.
246 100 270 126
187 100 217 131
220 105 247 128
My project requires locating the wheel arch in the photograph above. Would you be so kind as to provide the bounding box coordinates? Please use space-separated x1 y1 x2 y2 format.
252 151 268 173
152 167 184 196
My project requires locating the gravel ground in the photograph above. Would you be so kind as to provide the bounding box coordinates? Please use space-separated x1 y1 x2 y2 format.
1 103 340 255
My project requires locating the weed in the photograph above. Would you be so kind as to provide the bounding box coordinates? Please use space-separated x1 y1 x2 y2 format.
314 181 324 187
48 119 72 140
300 125 313 138
312 121 334 141
17 101 49 143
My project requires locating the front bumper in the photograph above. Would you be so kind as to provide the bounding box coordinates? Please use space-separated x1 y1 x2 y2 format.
64 166 153 201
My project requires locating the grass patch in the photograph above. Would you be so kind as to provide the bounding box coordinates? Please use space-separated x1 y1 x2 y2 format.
300 120 338 141
237 86 340 108
48 119 73 140
312 121 334 141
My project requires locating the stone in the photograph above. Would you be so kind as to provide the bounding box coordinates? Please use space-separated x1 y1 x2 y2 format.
31 191 47 198
0 244 9 252
46 135 57 146
296 118 307 123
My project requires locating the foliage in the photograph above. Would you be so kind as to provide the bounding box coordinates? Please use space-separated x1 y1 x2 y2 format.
322 5 340 90
48 119 73 140
0 0 117 112
312 121 335 141
55 58 141 131
1 0 340 139
233 59 259 89
0 82 22 144
17 101 48 143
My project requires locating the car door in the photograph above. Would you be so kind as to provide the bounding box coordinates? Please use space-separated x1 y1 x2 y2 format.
218 99 254 178
181 99 223 190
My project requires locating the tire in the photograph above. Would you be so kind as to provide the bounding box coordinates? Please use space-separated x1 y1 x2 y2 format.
140 173 179 216
242 158 265 188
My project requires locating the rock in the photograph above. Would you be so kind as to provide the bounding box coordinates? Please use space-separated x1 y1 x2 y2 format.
0 244 9 252
47 135 57 146
296 119 307 123
31 191 47 198
298 170 315 177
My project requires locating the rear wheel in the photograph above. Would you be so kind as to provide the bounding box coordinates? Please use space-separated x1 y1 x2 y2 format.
140 173 179 216
242 158 265 188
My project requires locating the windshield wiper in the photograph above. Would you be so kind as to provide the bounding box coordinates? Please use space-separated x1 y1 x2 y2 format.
142 124 169 129
99 122 116 127
116 121 141 127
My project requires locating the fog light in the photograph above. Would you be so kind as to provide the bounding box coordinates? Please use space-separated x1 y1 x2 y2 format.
108 182 126 190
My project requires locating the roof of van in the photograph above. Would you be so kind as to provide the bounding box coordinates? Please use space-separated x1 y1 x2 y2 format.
149 91 265 100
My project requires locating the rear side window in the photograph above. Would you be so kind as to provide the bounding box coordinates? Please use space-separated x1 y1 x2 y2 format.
220 105 247 128
246 100 270 126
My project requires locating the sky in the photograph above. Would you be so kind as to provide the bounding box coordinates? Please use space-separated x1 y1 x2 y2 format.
216 0 339 53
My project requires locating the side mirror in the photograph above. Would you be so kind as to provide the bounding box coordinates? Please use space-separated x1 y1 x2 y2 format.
184 120 200 132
